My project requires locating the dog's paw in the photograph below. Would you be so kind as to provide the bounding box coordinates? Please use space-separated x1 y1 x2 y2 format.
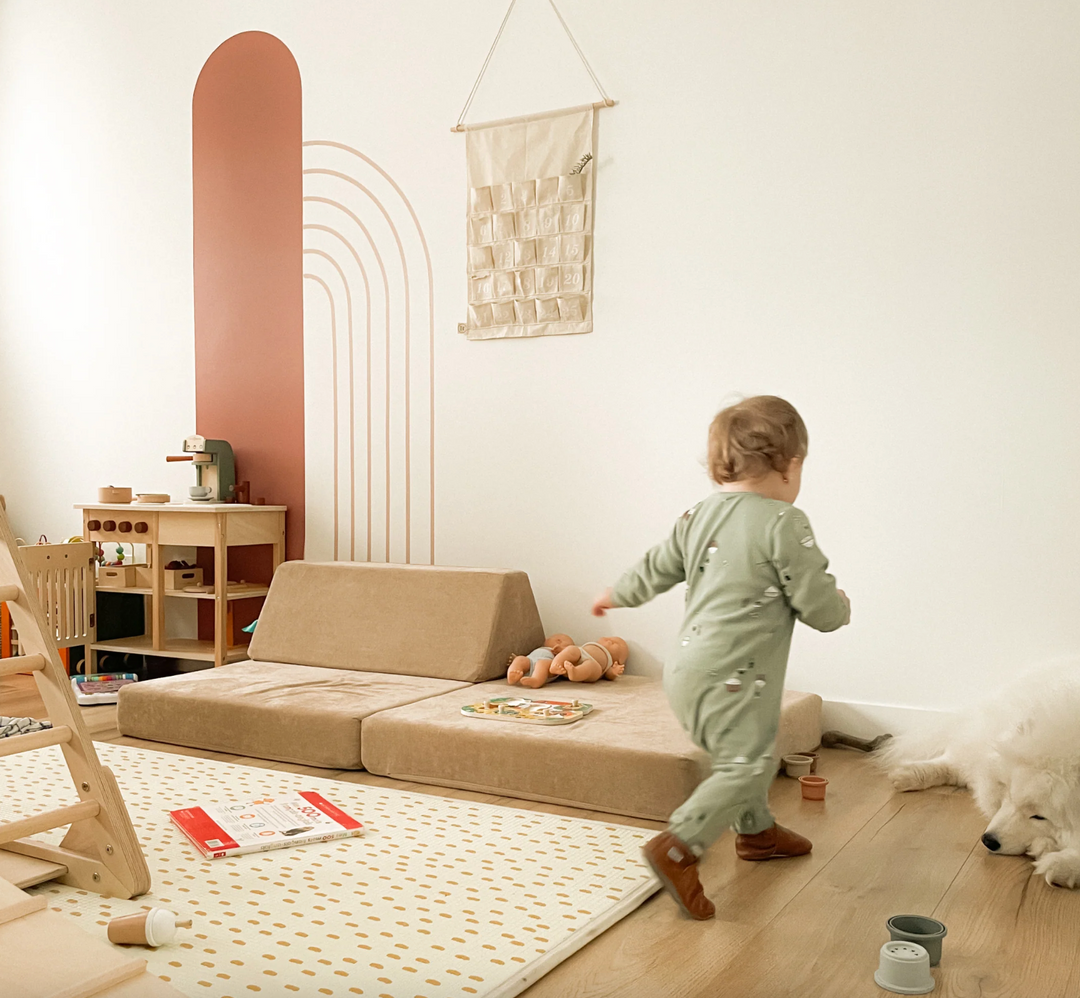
889 764 935 792
1033 851 1080 889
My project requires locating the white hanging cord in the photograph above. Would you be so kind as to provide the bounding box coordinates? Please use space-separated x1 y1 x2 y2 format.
546 0 613 106
456 0 520 129
454 0 614 131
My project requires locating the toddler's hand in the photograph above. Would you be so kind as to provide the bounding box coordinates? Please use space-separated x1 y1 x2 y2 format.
592 588 615 617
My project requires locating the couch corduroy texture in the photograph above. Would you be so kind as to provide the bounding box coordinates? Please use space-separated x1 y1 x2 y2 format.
361 678 822 820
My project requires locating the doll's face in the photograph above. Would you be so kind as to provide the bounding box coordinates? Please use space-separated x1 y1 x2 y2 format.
599 636 628 664
545 633 573 654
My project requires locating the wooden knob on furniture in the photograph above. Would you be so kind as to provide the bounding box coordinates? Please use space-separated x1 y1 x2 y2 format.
118 521 132 533
134 522 148 533
102 520 116 531
87 520 101 531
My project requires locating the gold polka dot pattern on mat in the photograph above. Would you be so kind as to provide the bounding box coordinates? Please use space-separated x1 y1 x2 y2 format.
2 744 658 997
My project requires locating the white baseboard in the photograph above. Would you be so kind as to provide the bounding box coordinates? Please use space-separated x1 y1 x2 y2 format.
820 699 949 740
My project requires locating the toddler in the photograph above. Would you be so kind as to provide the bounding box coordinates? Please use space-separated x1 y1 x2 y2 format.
593 396 849 919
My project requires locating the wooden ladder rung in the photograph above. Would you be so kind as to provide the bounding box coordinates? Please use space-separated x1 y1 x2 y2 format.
0 724 72 759
0 799 100 848
0 653 46 678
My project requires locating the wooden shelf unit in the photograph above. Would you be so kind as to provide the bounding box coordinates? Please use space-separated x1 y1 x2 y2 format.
89 635 251 664
78 503 285 669
114 585 270 601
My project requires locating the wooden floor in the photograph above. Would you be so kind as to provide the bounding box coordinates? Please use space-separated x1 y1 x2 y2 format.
4 674 1079 998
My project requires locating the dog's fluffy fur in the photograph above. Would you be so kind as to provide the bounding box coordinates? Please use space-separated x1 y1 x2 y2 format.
877 660 1080 887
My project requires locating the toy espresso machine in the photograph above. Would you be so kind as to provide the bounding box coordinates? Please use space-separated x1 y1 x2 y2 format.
167 436 236 502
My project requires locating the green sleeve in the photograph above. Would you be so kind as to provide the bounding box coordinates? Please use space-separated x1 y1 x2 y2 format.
769 508 849 632
610 508 691 608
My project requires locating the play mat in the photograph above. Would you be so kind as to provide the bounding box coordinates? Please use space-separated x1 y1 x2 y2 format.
1 743 659 998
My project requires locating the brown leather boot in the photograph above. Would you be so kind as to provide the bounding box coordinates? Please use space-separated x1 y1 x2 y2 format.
642 831 715 920
735 823 813 861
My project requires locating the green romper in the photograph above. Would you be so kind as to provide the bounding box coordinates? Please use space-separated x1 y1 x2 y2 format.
610 492 848 851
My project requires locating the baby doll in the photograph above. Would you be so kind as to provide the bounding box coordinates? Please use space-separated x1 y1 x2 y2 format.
549 637 628 683
507 633 574 688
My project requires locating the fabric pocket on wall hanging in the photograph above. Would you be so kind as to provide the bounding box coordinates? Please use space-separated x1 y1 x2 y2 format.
470 214 493 243
493 271 516 298
470 186 493 213
469 245 494 272
469 302 494 327
536 267 560 294
515 299 538 324
515 269 536 296
537 236 561 265
491 301 517 325
512 180 536 209
536 297 561 322
492 241 515 270
492 183 514 212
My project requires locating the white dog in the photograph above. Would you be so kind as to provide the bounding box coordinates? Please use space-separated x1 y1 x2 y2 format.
878 660 1080 888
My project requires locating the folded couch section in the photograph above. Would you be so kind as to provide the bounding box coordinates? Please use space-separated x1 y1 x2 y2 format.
116 661 470 769
248 561 545 682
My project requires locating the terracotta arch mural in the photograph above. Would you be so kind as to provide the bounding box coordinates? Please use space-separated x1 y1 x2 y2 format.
192 30 305 561
191 31 435 572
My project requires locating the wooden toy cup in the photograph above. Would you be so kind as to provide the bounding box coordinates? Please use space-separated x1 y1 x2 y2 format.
798 775 829 800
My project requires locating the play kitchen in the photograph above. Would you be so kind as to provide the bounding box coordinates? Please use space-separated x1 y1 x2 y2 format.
78 435 286 669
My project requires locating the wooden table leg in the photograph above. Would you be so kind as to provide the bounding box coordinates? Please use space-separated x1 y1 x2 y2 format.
151 539 165 651
214 513 228 668
272 512 286 573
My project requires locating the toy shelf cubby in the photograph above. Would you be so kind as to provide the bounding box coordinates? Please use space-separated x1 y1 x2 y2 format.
77 504 286 669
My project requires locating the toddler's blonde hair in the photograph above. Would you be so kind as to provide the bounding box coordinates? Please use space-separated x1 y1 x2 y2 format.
707 396 808 485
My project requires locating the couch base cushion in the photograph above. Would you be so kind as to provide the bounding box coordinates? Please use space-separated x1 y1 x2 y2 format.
360 676 822 820
116 662 470 769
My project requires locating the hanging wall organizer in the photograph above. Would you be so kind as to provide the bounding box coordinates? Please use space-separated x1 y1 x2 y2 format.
453 0 615 341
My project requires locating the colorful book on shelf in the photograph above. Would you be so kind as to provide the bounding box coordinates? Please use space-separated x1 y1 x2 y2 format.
71 672 139 705
169 791 364 859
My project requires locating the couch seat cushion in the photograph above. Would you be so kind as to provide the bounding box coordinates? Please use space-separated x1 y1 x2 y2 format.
360 675 821 820
116 662 470 769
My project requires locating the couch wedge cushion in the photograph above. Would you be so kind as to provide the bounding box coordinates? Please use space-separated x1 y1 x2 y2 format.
116 662 470 769
360 676 822 820
247 561 544 683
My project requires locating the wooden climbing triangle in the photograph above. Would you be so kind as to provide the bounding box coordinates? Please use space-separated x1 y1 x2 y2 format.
0 494 150 898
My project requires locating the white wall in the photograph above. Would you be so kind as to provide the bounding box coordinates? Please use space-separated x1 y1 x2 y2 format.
3 0 1079 712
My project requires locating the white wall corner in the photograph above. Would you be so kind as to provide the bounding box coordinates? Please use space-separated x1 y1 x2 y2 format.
820 699 950 741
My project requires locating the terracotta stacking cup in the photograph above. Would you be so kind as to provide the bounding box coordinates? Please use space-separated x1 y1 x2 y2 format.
798 775 829 800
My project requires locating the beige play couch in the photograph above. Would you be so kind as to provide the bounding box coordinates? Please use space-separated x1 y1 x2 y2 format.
117 562 822 820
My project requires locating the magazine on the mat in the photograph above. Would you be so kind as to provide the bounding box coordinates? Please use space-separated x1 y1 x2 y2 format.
169 791 364 859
